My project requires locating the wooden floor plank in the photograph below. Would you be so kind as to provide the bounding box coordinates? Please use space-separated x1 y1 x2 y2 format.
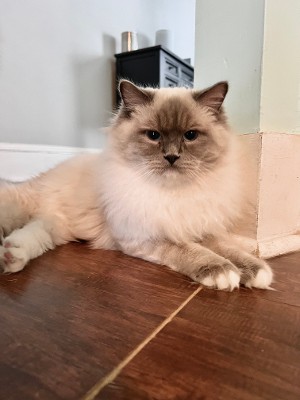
0 243 197 400
258 252 300 307
99 252 300 400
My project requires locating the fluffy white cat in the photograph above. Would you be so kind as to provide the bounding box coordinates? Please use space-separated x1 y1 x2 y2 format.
0 80 273 290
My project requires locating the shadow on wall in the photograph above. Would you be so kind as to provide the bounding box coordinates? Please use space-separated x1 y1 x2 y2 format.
72 33 117 149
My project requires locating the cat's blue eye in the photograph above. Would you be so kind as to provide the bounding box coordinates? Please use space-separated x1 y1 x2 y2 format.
184 130 198 141
146 130 161 141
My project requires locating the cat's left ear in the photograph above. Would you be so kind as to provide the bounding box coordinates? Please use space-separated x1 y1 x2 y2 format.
193 81 228 113
119 80 153 110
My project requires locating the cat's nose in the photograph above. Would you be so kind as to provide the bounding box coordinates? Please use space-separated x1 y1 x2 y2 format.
164 154 180 165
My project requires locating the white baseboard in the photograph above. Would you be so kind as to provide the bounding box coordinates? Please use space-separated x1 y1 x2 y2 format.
258 234 300 259
233 233 300 259
0 142 98 181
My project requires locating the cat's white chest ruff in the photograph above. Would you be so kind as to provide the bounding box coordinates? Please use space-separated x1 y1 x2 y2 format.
100 162 237 244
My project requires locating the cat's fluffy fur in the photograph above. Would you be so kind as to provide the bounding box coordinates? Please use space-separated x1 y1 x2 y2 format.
0 80 273 290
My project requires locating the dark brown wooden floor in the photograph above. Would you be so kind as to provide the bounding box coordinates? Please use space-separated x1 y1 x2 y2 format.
0 244 299 400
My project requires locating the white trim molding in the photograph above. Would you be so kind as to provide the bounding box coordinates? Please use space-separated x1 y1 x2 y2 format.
0 142 98 181
259 235 300 259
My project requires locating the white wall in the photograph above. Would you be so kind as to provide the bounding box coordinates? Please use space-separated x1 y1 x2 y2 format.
0 0 195 148
155 0 195 65
194 0 265 133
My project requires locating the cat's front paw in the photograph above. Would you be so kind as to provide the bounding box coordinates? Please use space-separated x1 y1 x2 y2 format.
0 243 28 274
191 261 240 291
241 260 273 289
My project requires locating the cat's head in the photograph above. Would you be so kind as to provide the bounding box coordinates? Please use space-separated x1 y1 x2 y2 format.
109 80 232 184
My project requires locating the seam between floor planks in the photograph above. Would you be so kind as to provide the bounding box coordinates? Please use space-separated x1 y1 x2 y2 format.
82 286 203 400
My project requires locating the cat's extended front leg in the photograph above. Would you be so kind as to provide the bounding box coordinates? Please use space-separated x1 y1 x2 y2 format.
122 241 241 291
203 238 273 289
0 219 55 273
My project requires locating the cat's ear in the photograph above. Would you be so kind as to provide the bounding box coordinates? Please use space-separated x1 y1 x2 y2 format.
119 80 153 110
193 81 228 113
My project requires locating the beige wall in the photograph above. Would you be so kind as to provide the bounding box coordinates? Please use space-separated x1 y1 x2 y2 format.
260 0 300 134
238 133 300 258
194 0 300 135
256 134 300 257
258 134 300 233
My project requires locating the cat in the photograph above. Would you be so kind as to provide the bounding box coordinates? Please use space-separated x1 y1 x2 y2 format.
0 80 273 290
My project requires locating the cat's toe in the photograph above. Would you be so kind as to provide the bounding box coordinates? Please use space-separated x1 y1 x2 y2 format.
244 262 273 289
202 269 240 291
218 269 240 290
194 263 240 291
0 246 27 274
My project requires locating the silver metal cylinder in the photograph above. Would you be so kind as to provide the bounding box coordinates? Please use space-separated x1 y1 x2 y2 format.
121 31 138 52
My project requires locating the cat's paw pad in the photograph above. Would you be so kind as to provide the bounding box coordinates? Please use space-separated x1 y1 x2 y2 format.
0 245 28 274
244 262 273 289
192 262 240 291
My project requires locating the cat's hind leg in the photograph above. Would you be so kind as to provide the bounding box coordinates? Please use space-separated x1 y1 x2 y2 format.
0 219 55 273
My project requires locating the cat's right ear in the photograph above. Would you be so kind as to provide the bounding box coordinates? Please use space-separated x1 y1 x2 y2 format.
119 80 153 111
